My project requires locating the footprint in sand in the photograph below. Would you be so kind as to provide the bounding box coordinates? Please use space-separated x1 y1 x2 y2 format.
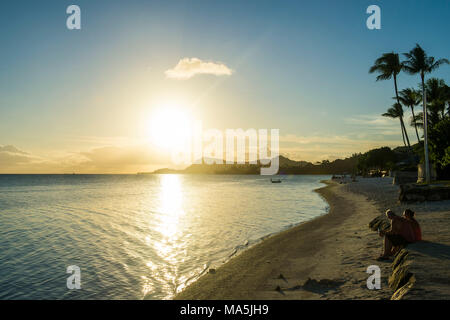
277 278 345 294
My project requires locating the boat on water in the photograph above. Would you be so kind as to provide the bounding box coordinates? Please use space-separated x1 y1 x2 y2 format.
270 178 282 183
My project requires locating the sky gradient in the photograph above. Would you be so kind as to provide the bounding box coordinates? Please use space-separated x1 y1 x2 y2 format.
1 0 449 173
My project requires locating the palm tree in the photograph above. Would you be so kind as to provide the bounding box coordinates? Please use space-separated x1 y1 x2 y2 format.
403 44 449 182
398 88 422 142
382 103 408 147
370 52 411 148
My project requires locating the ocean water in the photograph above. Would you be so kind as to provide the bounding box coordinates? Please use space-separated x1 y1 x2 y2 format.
0 174 329 300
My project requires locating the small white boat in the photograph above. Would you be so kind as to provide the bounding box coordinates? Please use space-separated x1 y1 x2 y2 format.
270 178 282 183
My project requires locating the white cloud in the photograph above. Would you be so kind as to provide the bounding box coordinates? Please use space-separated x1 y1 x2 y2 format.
165 57 233 79
345 113 419 140
0 145 37 165
346 114 397 127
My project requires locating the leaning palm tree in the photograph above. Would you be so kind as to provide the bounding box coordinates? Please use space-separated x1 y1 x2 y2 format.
398 88 422 142
370 52 411 148
410 111 423 130
403 44 449 182
383 103 408 147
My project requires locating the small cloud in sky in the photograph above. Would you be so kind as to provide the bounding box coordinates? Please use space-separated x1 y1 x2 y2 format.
346 114 395 127
0 145 29 155
0 145 41 170
165 57 233 80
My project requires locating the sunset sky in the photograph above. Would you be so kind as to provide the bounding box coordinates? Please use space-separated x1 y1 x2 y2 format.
1 0 449 173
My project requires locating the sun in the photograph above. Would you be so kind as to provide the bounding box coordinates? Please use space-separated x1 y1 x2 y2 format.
148 104 193 150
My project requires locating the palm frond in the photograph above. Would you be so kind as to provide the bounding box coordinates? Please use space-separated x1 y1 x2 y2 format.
429 58 450 72
382 103 404 118
369 52 401 80
403 43 449 76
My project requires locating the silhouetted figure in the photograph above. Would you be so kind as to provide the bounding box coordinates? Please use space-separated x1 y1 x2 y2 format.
403 209 422 242
377 209 415 261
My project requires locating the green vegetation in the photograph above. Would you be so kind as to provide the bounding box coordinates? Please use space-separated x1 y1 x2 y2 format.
356 147 396 174
428 118 450 178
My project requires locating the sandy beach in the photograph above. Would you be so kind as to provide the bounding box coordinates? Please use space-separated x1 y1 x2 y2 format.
176 178 450 300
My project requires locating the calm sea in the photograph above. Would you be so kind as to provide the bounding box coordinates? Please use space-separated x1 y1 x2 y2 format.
0 174 329 300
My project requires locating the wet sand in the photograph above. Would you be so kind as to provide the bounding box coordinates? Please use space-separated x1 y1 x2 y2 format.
176 180 394 299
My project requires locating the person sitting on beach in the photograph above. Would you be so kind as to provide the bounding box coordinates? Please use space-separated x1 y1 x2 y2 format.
377 209 415 261
403 209 422 242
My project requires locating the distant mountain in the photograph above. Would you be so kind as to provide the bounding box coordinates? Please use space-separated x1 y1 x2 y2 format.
278 155 310 167
144 154 359 175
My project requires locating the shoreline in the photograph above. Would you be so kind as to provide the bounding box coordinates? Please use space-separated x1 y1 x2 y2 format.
175 180 392 300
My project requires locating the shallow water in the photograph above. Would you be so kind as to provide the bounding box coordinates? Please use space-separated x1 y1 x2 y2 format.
0 174 329 299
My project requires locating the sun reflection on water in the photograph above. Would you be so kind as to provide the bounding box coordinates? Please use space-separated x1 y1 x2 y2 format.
143 174 185 298
157 174 184 238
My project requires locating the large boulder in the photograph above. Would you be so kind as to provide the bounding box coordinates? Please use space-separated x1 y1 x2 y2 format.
399 184 450 202
368 215 390 232
392 171 418 185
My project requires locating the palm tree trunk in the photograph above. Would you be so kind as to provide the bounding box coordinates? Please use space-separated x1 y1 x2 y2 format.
422 73 431 183
410 106 421 142
400 117 411 149
394 75 411 148
399 117 407 147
